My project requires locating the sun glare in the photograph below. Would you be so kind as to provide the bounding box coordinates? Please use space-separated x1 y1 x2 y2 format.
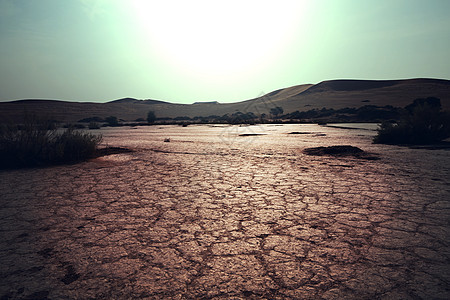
128 0 308 79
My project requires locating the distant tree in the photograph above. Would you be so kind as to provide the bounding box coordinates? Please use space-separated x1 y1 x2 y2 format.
147 111 156 124
105 116 118 127
270 106 284 117
88 122 100 129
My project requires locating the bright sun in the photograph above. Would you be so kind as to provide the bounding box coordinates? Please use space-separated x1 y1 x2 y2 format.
128 0 308 79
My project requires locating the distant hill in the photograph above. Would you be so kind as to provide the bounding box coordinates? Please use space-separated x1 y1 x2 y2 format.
108 98 169 105
1 78 449 123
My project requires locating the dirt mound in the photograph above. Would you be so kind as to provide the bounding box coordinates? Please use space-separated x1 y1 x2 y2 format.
95 147 134 157
303 145 379 160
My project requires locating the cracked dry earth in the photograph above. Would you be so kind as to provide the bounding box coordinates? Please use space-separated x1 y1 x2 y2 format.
1 124 449 299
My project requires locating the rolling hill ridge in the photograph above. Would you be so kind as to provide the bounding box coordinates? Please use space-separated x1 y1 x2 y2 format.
1 78 449 123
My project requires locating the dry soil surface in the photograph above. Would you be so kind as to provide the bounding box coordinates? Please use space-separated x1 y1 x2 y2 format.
1 124 449 299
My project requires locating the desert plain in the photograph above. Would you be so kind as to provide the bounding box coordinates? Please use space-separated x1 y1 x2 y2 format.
0 124 449 299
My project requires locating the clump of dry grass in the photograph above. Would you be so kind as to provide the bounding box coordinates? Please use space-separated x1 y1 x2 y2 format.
0 114 102 169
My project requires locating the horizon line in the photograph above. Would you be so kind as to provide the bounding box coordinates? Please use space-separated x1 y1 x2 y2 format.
1 77 448 104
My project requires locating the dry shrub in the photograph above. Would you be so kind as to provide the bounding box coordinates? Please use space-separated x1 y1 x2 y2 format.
0 114 102 169
374 97 450 145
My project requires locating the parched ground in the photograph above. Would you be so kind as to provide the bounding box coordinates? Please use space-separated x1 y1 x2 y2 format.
1 124 449 299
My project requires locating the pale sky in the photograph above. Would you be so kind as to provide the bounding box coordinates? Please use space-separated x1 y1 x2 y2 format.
0 0 449 103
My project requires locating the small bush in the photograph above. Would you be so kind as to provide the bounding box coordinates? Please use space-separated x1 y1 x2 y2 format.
374 97 450 145
105 116 119 126
0 116 102 169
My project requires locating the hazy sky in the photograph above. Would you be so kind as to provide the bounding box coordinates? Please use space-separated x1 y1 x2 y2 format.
1 0 449 103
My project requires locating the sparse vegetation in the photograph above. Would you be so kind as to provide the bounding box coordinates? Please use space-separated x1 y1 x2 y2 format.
374 97 450 145
159 105 401 124
283 105 400 123
0 115 102 169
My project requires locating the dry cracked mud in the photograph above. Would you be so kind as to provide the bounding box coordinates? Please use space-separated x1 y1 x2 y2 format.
1 124 449 299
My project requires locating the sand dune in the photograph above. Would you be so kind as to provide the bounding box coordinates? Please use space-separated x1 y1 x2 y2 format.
1 78 449 122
